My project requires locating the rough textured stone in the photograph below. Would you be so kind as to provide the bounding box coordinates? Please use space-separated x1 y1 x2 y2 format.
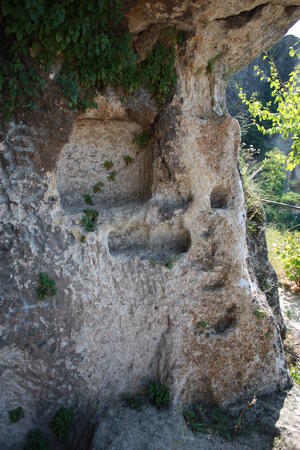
1 1 300 449
90 387 300 450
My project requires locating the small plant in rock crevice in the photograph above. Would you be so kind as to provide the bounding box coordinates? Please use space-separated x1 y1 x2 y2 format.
123 395 143 412
183 404 236 440
107 171 117 182
132 131 151 152
80 235 86 244
147 382 170 409
37 272 57 300
81 208 98 232
50 406 73 441
24 429 49 450
93 181 104 193
254 308 268 320
290 364 300 386
123 154 134 166
8 406 24 423
198 321 207 330
284 339 300 387
103 160 114 170
164 256 179 270
83 193 94 205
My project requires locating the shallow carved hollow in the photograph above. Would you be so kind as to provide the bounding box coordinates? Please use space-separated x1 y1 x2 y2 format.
108 223 191 260
210 185 230 209
56 120 153 209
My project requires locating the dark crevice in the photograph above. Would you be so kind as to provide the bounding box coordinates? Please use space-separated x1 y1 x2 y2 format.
214 305 237 335
285 5 299 17
216 4 268 29
210 186 230 209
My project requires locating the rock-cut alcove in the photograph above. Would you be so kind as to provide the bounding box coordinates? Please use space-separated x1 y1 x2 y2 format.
56 118 153 209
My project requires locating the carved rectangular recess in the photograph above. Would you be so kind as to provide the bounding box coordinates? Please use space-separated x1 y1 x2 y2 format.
56 121 153 209
108 223 191 261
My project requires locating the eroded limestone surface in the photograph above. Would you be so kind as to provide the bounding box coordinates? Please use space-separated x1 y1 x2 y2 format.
1 1 300 448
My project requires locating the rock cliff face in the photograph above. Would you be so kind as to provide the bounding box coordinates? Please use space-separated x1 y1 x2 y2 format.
1 1 300 448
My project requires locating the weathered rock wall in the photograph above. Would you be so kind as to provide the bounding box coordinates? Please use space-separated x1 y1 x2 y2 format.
1 1 300 448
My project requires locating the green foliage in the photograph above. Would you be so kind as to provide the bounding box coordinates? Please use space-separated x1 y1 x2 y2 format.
240 146 265 237
103 160 114 170
93 181 104 193
107 171 116 182
198 321 207 330
164 256 178 270
0 59 44 118
8 406 24 423
240 146 299 231
123 154 134 166
83 193 94 205
290 364 300 386
183 405 235 440
141 42 177 105
147 382 170 408
0 2 179 117
207 53 222 74
132 131 151 151
238 48 300 170
255 149 300 228
176 30 187 47
123 395 143 411
258 149 286 198
275 231 300 286
80 235 86 244
0 0 137 116
81 208 98 232
37 272 57 300
24 429 49 450
50 406 73 441
254 308 268 320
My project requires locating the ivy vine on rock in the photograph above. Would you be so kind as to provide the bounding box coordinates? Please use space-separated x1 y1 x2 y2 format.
0 1 180 118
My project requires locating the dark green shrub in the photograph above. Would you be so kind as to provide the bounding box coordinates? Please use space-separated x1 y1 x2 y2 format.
8 406 24 423
50 406 73 441
93 181 104 193
132 131 151 151
81 208 98 232
164 256 178 270
107 171 117 182
37 273 57 300
147 382 170 408
103 160 114 170
83 194 94 205
142 42 177 105
123 395 143 411
24 429 49 450
198 321 207 330
254 308 268 320
123 155 134 166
